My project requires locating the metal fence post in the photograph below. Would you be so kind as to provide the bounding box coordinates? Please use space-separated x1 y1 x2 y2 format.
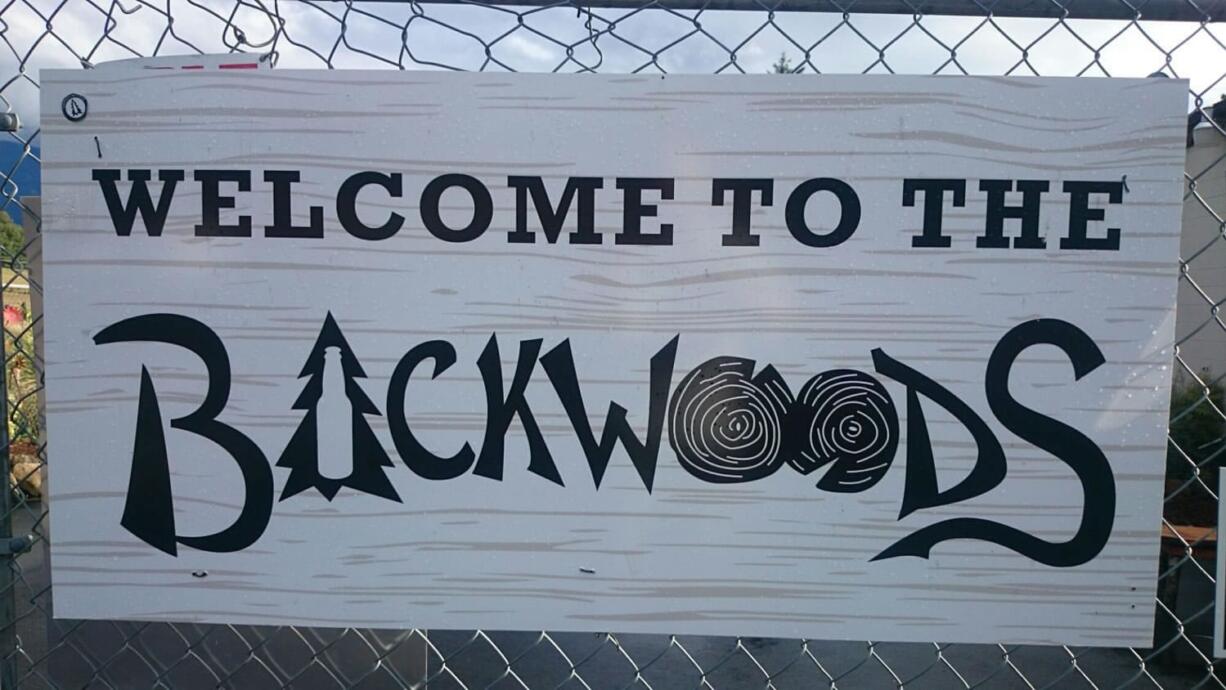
0 258 17 690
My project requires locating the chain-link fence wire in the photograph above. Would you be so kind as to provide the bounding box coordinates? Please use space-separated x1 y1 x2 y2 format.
0 0 1222 687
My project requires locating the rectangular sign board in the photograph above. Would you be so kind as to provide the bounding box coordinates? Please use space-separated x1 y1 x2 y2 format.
1217 472 1225 658
41 71 1187 646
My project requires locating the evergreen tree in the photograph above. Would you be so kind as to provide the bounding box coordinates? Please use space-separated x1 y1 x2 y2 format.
0 210 24 267
278 312 401 502
770 53 804 74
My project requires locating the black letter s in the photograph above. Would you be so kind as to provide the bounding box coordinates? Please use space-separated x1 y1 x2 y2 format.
985 319 1114 564
96 314 273 555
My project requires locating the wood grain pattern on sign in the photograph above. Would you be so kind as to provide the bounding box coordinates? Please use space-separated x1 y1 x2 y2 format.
38 71 1187 646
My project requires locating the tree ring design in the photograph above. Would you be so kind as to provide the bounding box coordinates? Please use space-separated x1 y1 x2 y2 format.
667 356 792 483
785 369 898 492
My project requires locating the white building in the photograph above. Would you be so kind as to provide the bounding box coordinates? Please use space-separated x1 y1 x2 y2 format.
1177 123 1226 380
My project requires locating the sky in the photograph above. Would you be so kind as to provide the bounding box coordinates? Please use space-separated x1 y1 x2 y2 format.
0 0 1223 137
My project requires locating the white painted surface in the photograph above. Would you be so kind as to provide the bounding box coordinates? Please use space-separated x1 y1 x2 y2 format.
1180 125 1226 377
39 71 1187 645
1216 472 1225 657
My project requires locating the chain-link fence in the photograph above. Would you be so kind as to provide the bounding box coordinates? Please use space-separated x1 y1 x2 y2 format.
0 0 1224 687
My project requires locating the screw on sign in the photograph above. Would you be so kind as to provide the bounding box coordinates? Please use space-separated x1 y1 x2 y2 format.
61 93 87 122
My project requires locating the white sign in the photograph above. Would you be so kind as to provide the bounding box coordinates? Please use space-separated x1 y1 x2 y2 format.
1217 473 1225 658
40 71 1187 646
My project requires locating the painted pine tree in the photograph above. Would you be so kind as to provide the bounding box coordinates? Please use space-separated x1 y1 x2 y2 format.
277 312 401 502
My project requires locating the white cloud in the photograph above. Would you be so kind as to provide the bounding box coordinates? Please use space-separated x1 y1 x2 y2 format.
2 0 1223 134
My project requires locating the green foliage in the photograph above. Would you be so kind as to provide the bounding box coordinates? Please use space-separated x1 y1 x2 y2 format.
770 53 803 74
1166 371 1226 488
0 210 23 267
4 302 38 452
